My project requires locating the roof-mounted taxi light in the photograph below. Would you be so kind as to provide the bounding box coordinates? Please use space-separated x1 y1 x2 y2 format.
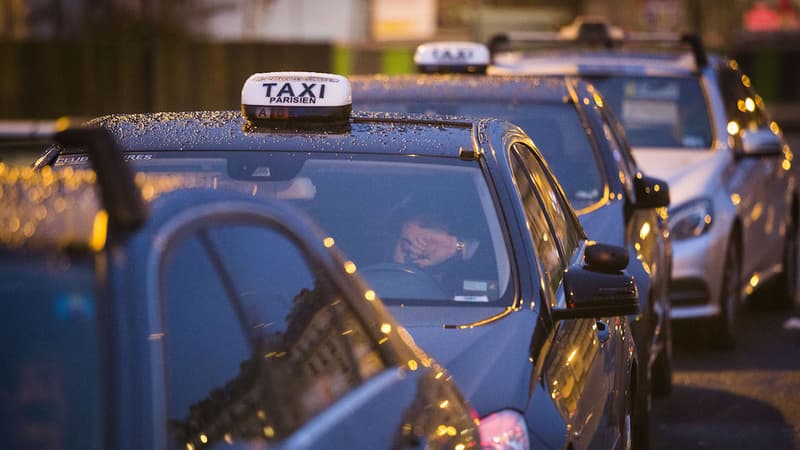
241 71 352 127
414 42 490 74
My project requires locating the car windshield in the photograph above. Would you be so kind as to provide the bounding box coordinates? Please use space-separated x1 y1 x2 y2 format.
356 100 604 210
587 75 713 149
0 254 101 450
58 152 513 306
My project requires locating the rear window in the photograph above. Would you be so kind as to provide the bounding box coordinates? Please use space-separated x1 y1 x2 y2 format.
588 75 713 149
0 254 101 450
356 100 605 210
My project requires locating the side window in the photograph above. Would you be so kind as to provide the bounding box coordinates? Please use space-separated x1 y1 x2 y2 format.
601 120 637 201
514 143 583 262
160 224 385 448
510 152 563 296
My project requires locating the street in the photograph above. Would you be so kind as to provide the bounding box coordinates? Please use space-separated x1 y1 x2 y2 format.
652 289 800 449
652 131 800 450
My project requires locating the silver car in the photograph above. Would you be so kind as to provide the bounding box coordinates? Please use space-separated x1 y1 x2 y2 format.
488 19 798 348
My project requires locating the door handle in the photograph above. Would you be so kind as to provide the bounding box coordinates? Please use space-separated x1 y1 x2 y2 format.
596 320 610 343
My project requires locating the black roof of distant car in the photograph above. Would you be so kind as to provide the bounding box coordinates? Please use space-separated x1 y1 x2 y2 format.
351 74 570 102
84 110 477 158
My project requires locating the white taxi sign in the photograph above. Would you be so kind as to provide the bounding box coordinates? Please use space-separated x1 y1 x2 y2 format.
414 42 490 73
241 71 352 123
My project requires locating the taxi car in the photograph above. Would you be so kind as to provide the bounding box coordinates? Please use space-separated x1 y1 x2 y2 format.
488 18 799 348
36 72 641 449
2 127 481 450
351 42 673 444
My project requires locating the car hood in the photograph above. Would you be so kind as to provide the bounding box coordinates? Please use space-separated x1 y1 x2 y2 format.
388 305 535 416
632 147 722 206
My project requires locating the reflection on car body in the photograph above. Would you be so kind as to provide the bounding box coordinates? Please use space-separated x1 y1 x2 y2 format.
1 128 480 450
488 17 799 348
36 71 641 450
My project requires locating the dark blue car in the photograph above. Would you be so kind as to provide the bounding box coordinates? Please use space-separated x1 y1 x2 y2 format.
2 127 482 450
352 58 672 447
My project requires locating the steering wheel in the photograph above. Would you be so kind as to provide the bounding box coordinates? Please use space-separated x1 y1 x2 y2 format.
359 262 448 300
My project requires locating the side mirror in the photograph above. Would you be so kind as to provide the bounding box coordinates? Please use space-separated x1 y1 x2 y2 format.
739 128 783 157
633 174 670 209
552 242 639 321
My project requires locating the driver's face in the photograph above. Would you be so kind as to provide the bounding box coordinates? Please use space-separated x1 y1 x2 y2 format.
393 220 457 268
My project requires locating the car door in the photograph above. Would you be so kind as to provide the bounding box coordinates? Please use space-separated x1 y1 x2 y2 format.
145 204 478 450
718 65 788 280
510 142 622 449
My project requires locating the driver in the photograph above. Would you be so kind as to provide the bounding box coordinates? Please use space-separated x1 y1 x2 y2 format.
391 213 480 297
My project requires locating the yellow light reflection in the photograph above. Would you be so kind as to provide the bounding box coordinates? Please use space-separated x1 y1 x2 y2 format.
447 426 457 436
408 360 418 371
654 184 661 192
737 99 746 112
567 348 577 364
583 97 590 105
783 160 792 171
730 193 741 206
224 433 233 444
439 400 450 409
770 121 781 134
704 214 712 225
364 290 376 301
742 74 751 87
323 237 335 248
186 444 195 450
435 371 444 379
639 222 651 240
263 426 275 438
750 274 760 288
199 434 208 444
593 93 604 107
380 323 392 334
456 444 466 450
745 97 755 112
90 209 109 251
344 261 357 274
634 242 641 251
727 121 740 135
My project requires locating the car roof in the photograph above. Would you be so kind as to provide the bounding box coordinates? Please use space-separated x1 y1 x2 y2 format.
85 110 476 158
351 73 570 102
490 51 725 78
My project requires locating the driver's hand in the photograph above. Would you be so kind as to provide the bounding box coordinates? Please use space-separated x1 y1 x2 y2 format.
393 221 458 268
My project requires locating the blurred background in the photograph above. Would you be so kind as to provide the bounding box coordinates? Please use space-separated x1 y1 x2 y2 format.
0 0 798 126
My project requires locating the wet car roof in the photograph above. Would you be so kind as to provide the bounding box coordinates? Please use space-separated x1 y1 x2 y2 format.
351 74 570 102
85 110 475 157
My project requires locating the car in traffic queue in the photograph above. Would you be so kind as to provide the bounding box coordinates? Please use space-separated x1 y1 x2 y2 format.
488 17 799 348
35 72 642 449
1 127 483 450
351 42 674 443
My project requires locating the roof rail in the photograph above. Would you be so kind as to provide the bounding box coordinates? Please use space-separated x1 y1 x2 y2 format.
53 126 148 232
488 17 708 70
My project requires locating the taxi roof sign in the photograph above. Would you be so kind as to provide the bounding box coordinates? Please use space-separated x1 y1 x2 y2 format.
241 71 352 125
414 42 490 74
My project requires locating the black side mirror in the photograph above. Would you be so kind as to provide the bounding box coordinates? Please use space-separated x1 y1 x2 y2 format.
738 128 783 157
633 174 670 209
552 242 639 321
